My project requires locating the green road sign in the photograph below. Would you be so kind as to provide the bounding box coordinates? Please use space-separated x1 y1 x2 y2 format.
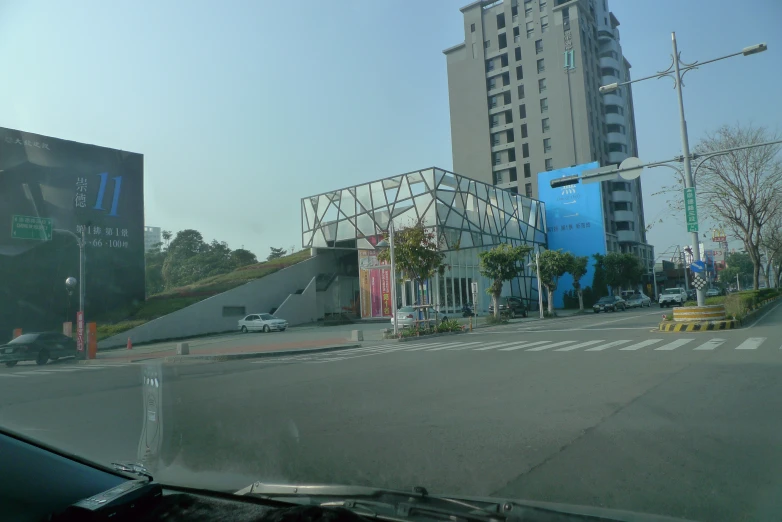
11 215 53 240
684 187 698 233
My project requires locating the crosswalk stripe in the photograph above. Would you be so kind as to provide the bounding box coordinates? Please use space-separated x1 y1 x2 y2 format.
619 339 664 351
427 342 482 351
406 343 453 351
36 368 83 372
397 343 441 350
735 337 766 350
655 339 695 351
585 340 633 351
693 338 726 350
474 341 528 351
554 340 604 351
500 341 549 351
0 373 24 377
17 371 58 375
526 340 577 351
446 342 497 350
462 341 506 350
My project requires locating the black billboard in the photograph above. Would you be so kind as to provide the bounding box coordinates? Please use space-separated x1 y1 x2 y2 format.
0 127 144 338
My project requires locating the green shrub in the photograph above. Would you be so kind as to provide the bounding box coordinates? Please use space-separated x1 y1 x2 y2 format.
95 320 147 341
484 314 508 325
436 319 463 333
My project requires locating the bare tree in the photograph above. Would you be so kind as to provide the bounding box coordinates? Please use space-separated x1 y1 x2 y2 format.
658 124 782 290
762 212 782 288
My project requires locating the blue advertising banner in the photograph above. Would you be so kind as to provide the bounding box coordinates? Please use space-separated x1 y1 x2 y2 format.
537 163 607 308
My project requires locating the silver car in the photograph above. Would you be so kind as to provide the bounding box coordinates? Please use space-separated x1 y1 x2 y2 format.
391 306 445 329
238 313 288 333
625 292 652 308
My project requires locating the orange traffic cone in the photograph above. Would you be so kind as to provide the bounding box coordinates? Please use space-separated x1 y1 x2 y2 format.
127 338 132 350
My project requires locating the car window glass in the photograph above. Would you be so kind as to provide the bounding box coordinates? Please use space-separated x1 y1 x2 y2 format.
260 314 274 320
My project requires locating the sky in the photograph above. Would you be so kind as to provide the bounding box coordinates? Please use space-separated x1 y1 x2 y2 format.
1 0 780 262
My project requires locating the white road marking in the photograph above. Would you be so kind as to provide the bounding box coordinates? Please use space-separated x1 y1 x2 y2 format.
448 341 505 350
585 340 633 351
619 339 664 351
406 343 455 352
735 338 766 350
427 342 482 351
554 340 605 351
654 339 695 351
693 339 726 351
16 371 60 375
473 341 530 351
0 373 25 377
35 368 83 372
500 341 550 351
526 340 577 351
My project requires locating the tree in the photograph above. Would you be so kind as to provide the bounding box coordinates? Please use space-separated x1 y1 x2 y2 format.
591 253 609 299
566 254 589 311
162 230 172 248
377 221 447 323
719 252 754 290
603 252 644 295
230 248 258 268
658 124 782 290
267 247 288 261
536 249 570 314
478 244 533 318
761 212 782 288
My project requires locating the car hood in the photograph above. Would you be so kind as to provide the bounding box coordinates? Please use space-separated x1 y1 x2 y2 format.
235 482 694 522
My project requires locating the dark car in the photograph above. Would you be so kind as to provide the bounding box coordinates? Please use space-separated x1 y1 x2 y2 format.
488 296 528 318
0 332 77 367
593 296 626 313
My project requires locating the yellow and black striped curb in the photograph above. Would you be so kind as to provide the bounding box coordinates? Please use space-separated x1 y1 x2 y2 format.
658 320 738 332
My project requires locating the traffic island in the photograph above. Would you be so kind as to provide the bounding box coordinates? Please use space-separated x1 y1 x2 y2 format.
658 304 737 332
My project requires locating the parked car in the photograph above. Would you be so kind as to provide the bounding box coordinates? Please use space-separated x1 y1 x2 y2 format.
592 296 626 313
392 306 446 329
686 289 696 301
706 288 722 297
659 287 687 307
487 296 528 318
0 332 77 367
625 292 652 308
238 313 288 333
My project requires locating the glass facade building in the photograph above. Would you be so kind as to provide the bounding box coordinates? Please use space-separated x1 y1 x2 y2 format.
301 168 547 316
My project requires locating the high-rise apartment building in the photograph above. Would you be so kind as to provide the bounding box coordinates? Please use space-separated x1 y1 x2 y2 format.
144 226 162 253
444 0 652 260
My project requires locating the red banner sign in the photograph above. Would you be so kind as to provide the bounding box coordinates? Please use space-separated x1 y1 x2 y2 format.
381 268 391 317
370 269 382 317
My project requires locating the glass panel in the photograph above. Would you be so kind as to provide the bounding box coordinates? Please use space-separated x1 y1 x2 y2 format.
423 200 437 225
357 238 373 249
397 175 413 202
458 176 471 193
383 177 401 204
414 194 432 222
370 181 387 209
323 201 339 223
336 219 356 240
434 169 448 190
446 208 465 229
323 223 337 242
460 230 473 248
356 213 376 236
339 190 357 219
421 169 435 191
472 232 483 246
437 190 456 208
395 205 418 227
312 228 328 247
477 198 488 224
302 200 313 230
302 230 314 247
356 184 372 213
529 200 538 228
436 201 450 225
374 209 390 230
317 194 331 223
475 183 488 203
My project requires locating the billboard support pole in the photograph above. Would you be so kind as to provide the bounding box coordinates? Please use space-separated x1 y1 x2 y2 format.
54 228 86 358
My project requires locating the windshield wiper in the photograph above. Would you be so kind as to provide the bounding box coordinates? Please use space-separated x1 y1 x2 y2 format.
111 461 154 482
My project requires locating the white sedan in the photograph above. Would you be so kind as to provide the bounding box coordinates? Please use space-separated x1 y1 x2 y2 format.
238 313 288 333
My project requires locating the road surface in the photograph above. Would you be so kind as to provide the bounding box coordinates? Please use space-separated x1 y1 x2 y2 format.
2 302 782 521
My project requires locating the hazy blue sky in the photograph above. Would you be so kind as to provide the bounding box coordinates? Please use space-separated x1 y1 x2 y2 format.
1 0 780 261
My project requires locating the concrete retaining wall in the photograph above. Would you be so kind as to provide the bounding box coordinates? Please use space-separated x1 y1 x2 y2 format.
274 276 318 326
99 251 341 349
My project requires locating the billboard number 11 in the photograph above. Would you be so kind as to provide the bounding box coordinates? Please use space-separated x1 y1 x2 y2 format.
93 172 123 217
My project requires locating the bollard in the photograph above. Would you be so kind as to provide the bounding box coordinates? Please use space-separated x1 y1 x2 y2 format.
13 328 22 339
176 342 190 355
127 338 133 350
350 330 364 342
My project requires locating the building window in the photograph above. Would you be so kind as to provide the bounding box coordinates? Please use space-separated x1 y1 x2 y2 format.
535 39 543 54
508 148 516 162
507 129 515 142
499 33 507 49
541 117 550 132
545 158 553 171
517 84 525 99
613 202 632 211
494 152 503 165
525 6 533 19
515 47 522 61
539 0 547 11
563 50 575 69
519 104 526 119
485 40 491 49
526 21 534 38
537 58 545 73
502 71 511 85
524 163 531 178
497 13 506 29
488 78 496 90
540 98 548 112
601 67 619 77
525 183 532 197
510 186 519 195
513 26 520 43
612 181 631 192
471 23 476 32
504 109 513 123
607 123 626 134
516 65 523 80
608 143 628 153
522 143 530 158
599 50 618 59
486 59 495 72
540 15 548 32
538 78 546 93
495 171 504 184
605 104 624 115
543 138 551 153
510 167 518 182
492 133 501 146
501 53 509 67
491 115 499 127
489 95 497 108
521 123 528 139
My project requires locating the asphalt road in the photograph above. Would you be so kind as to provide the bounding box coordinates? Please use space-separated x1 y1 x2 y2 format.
2 302 782 521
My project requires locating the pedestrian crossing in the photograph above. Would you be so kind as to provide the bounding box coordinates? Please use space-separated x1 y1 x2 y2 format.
0 363 137 379
248 336 777 365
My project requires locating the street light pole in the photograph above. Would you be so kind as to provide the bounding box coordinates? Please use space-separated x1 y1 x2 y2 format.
671 32 704 306
535 251 543 319
54 228 86 358
389 221 397 338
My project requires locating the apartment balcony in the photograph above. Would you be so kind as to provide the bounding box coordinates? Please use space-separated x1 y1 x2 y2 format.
608 150 629 164
486 65 509 79
616 230 637 243
611 189 633 203
599 55 621 71
489 121 514 133
491 141 515 153
607 132 627 146
605 112 626 126
488 103 511 115
613 210 636 223
492 160 517 171
487 84 511 97
601 93 626 108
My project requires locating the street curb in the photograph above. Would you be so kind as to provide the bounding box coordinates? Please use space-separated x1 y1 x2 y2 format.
658 320 738 332
78 344 361 364
739 296 781 326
